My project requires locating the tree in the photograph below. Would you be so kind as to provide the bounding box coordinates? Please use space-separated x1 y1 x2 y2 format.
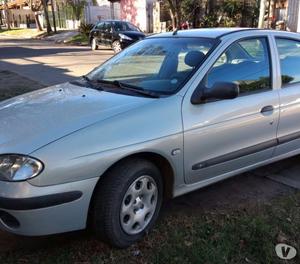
222 0 242 19
42 0 52 33
27 0 43 31
181 0 202 27
258 0 266 28
67 0 86 21
4 0 11 30
165 0 182 29
26 0 52 33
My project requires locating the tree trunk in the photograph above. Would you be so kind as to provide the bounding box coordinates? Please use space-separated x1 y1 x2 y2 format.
258 0 266 28
4 1 11 30
166 0 181 29
169 9 176 29
50 0 57 33
42 0 52 34
240 0 247 27
0 9 3 29
34 12 43 31
43 0 52 33
208 0 215 14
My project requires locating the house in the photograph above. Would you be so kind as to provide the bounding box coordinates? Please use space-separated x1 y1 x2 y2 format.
265 0 300 32
85 0 155 32
0 0 37 28
285 0 300 32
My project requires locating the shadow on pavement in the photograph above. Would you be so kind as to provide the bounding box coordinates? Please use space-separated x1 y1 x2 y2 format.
0 40 113 85
0 60 75 86
0 46 90 60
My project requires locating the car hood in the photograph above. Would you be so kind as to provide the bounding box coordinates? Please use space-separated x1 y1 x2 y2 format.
0 83 153 154
120 31 145 39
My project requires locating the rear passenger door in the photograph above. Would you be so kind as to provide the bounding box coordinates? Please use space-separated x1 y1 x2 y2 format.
94 22 105 45
103 22 113 46
274 37 300 156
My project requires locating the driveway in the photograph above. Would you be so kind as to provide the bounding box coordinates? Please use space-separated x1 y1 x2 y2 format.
0 38 114 86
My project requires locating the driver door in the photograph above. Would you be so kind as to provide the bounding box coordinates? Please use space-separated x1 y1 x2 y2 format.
182 36 280 184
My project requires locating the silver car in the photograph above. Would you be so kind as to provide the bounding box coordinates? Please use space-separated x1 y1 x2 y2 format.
1 28 300 248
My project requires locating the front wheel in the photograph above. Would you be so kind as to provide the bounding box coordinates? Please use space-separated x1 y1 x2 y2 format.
91 159 163 248
91 38 98 51
112 40 122 53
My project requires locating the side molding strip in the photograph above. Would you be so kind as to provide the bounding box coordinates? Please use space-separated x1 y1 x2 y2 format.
192 132 300 171
192 139 277 170
278 131 300 145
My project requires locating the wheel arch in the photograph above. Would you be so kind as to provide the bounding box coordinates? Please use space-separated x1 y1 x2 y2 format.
87 151 175 228
97 151 175 199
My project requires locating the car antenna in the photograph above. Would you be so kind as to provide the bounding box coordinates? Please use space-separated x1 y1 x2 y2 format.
173 28 179 35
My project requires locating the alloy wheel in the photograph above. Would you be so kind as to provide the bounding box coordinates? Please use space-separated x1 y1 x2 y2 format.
120 175 158 235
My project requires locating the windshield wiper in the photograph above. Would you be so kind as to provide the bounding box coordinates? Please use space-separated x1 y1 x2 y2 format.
80 75 104 91
95 80 160 98
82 75 91 82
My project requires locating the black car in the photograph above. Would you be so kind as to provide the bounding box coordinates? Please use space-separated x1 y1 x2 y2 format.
89 20 146 53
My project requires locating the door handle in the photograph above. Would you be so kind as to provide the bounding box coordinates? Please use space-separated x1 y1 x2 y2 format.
261 105 274 114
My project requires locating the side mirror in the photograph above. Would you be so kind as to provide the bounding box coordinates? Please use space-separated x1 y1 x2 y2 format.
191 82 239 105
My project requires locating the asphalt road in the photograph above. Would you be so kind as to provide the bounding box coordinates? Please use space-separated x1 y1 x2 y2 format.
0 38 114 86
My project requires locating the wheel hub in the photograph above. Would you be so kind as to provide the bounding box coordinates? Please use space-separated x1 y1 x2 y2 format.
120 175 158 235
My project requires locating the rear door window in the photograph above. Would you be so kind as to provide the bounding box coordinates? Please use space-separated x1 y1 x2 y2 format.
96 22 105 31
275 38 300 86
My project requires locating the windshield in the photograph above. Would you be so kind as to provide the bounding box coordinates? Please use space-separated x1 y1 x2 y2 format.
87 37 216 95
113 21 140 32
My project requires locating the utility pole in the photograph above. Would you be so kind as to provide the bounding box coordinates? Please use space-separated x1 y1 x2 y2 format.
258 0 266 28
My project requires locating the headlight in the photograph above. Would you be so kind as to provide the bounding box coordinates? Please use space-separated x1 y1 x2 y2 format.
0 154 44 182
119 33 132 40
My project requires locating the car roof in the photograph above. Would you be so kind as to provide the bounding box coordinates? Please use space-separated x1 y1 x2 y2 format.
147 28 280 39
97 20 131 23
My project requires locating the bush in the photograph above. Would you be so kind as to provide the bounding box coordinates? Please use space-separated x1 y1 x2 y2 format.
78 23 94 36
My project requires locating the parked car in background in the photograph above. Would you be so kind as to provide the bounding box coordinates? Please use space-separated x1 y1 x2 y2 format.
1 28 300 248
89 20 145 53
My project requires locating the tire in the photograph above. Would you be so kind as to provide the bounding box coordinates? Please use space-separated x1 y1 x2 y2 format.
112 40 122 53
91 158 163 248
91 38 98 51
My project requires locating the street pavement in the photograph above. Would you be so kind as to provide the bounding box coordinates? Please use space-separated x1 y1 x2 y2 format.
0 38 114 86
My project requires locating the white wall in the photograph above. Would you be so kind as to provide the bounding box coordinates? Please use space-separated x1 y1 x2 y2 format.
287 0 300 32
85 0 120 24
120 0 147 31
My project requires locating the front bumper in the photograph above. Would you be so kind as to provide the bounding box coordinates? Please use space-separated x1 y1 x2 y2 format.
0 177 99 236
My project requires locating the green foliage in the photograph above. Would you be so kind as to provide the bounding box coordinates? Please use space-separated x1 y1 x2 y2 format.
222 0 242 19
78 22 94 36
200 13 220 28
67 0 86 21
164 0 260 28
181 0 202 22
66 33 89 45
